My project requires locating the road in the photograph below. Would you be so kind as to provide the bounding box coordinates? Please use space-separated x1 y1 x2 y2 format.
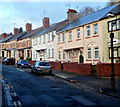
2 64 120 106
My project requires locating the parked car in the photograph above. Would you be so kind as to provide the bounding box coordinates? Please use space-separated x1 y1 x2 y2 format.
31 61 52 74
16 59 31 68
2 58 15 65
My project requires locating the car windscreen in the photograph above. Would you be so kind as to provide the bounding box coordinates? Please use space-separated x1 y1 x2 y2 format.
21 60 28 63
8 59 14 61
39 62 50 66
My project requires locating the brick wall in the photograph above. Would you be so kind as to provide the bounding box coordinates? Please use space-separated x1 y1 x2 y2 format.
63 62 92 75
49 62 55 68
28 61 36 65
96 63 120 77
55 61 62 70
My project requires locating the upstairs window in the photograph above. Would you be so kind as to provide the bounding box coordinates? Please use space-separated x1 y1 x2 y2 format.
69 31 72 41
62 33 65 42
52 32 55 41
36 38 37 45
77 29 80 38
117 19 120 30
93 24 98 35
39 37 41 44
48 34 50 42
108 18 120 32
86 26 91 37
43 35 45 43
58 34 60 43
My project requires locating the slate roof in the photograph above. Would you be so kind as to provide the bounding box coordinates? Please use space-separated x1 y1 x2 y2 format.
0 35 13 43
34 20 68 38
57 5 120 33
18 27 43 40
7 32 26 42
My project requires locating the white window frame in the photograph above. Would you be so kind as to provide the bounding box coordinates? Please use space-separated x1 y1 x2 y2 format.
68 51 71 59
62 33 65 42
52 48 54 57
39 36 41 44
48 34 50 42
94 47 99 59
93 24 98 35
69 31 72 41
63 51 65 59
87 48 91 59
48 49 50 57
51 32 55 41
43 35 45 43
86 26 91 37
58 34 60 43
59 51 61 60
77 29 80 39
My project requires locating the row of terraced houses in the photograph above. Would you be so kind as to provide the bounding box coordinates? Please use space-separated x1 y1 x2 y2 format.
0 4 120 65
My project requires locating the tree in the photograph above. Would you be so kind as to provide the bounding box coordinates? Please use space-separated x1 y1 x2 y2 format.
9 32 12 35
79 6 99 17
106 0 120 7
19 27 23 33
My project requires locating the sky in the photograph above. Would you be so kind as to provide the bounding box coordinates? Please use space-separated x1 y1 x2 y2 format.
0 0 110 34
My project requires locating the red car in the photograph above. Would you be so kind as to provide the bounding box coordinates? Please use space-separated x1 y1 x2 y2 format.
2 58 15 65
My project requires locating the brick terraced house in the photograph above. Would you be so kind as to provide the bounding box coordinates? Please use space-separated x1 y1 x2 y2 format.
0 4 120 65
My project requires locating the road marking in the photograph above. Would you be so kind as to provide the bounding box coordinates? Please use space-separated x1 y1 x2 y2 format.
71 96 96 105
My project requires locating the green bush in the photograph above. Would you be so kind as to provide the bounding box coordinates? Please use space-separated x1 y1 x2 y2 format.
26 57 32 61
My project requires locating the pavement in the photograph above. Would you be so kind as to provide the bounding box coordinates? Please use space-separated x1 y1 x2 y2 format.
52 69 120 99
1 76 22 107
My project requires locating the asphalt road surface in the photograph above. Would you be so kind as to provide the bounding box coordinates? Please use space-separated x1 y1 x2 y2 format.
2 64 120 106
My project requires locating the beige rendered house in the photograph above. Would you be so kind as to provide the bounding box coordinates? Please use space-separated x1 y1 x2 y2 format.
56 5 120 64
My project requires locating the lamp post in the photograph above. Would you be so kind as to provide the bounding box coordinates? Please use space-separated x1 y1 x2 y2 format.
107 12 117 91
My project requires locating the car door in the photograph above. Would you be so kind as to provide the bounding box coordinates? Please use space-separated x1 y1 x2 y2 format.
17 60 21 66
32 61 37 71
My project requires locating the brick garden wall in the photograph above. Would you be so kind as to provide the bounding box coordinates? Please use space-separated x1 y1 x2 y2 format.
28 61 36 65
63 62 92 75
96 63 120 77
55 61 62 70
49 62 55 68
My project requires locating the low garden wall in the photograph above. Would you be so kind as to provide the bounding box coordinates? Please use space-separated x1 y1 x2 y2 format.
55 61 62 70
96 63 120 77
63 62 92 75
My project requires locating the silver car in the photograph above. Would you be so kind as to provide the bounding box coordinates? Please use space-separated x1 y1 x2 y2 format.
31 61 52 74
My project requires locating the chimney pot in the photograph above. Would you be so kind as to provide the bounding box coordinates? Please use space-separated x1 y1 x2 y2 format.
1 33 8 38
26 23 32 32
67 9 78 22
43 17 50 28
14 28 19 35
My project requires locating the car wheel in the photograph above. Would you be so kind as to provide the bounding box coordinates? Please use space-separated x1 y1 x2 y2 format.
16 64 18 68
49 71 52 75
19 66 22 68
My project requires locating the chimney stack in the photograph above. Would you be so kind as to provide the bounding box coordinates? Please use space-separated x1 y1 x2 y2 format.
1 33 8 38
43 17 50 28
67 9 78 22
14 28 19 35
26 23 32 32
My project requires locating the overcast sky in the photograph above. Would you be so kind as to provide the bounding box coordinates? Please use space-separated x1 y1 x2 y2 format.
0 0 110 34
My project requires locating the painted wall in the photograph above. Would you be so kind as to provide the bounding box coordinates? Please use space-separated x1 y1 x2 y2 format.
32 31 56 61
